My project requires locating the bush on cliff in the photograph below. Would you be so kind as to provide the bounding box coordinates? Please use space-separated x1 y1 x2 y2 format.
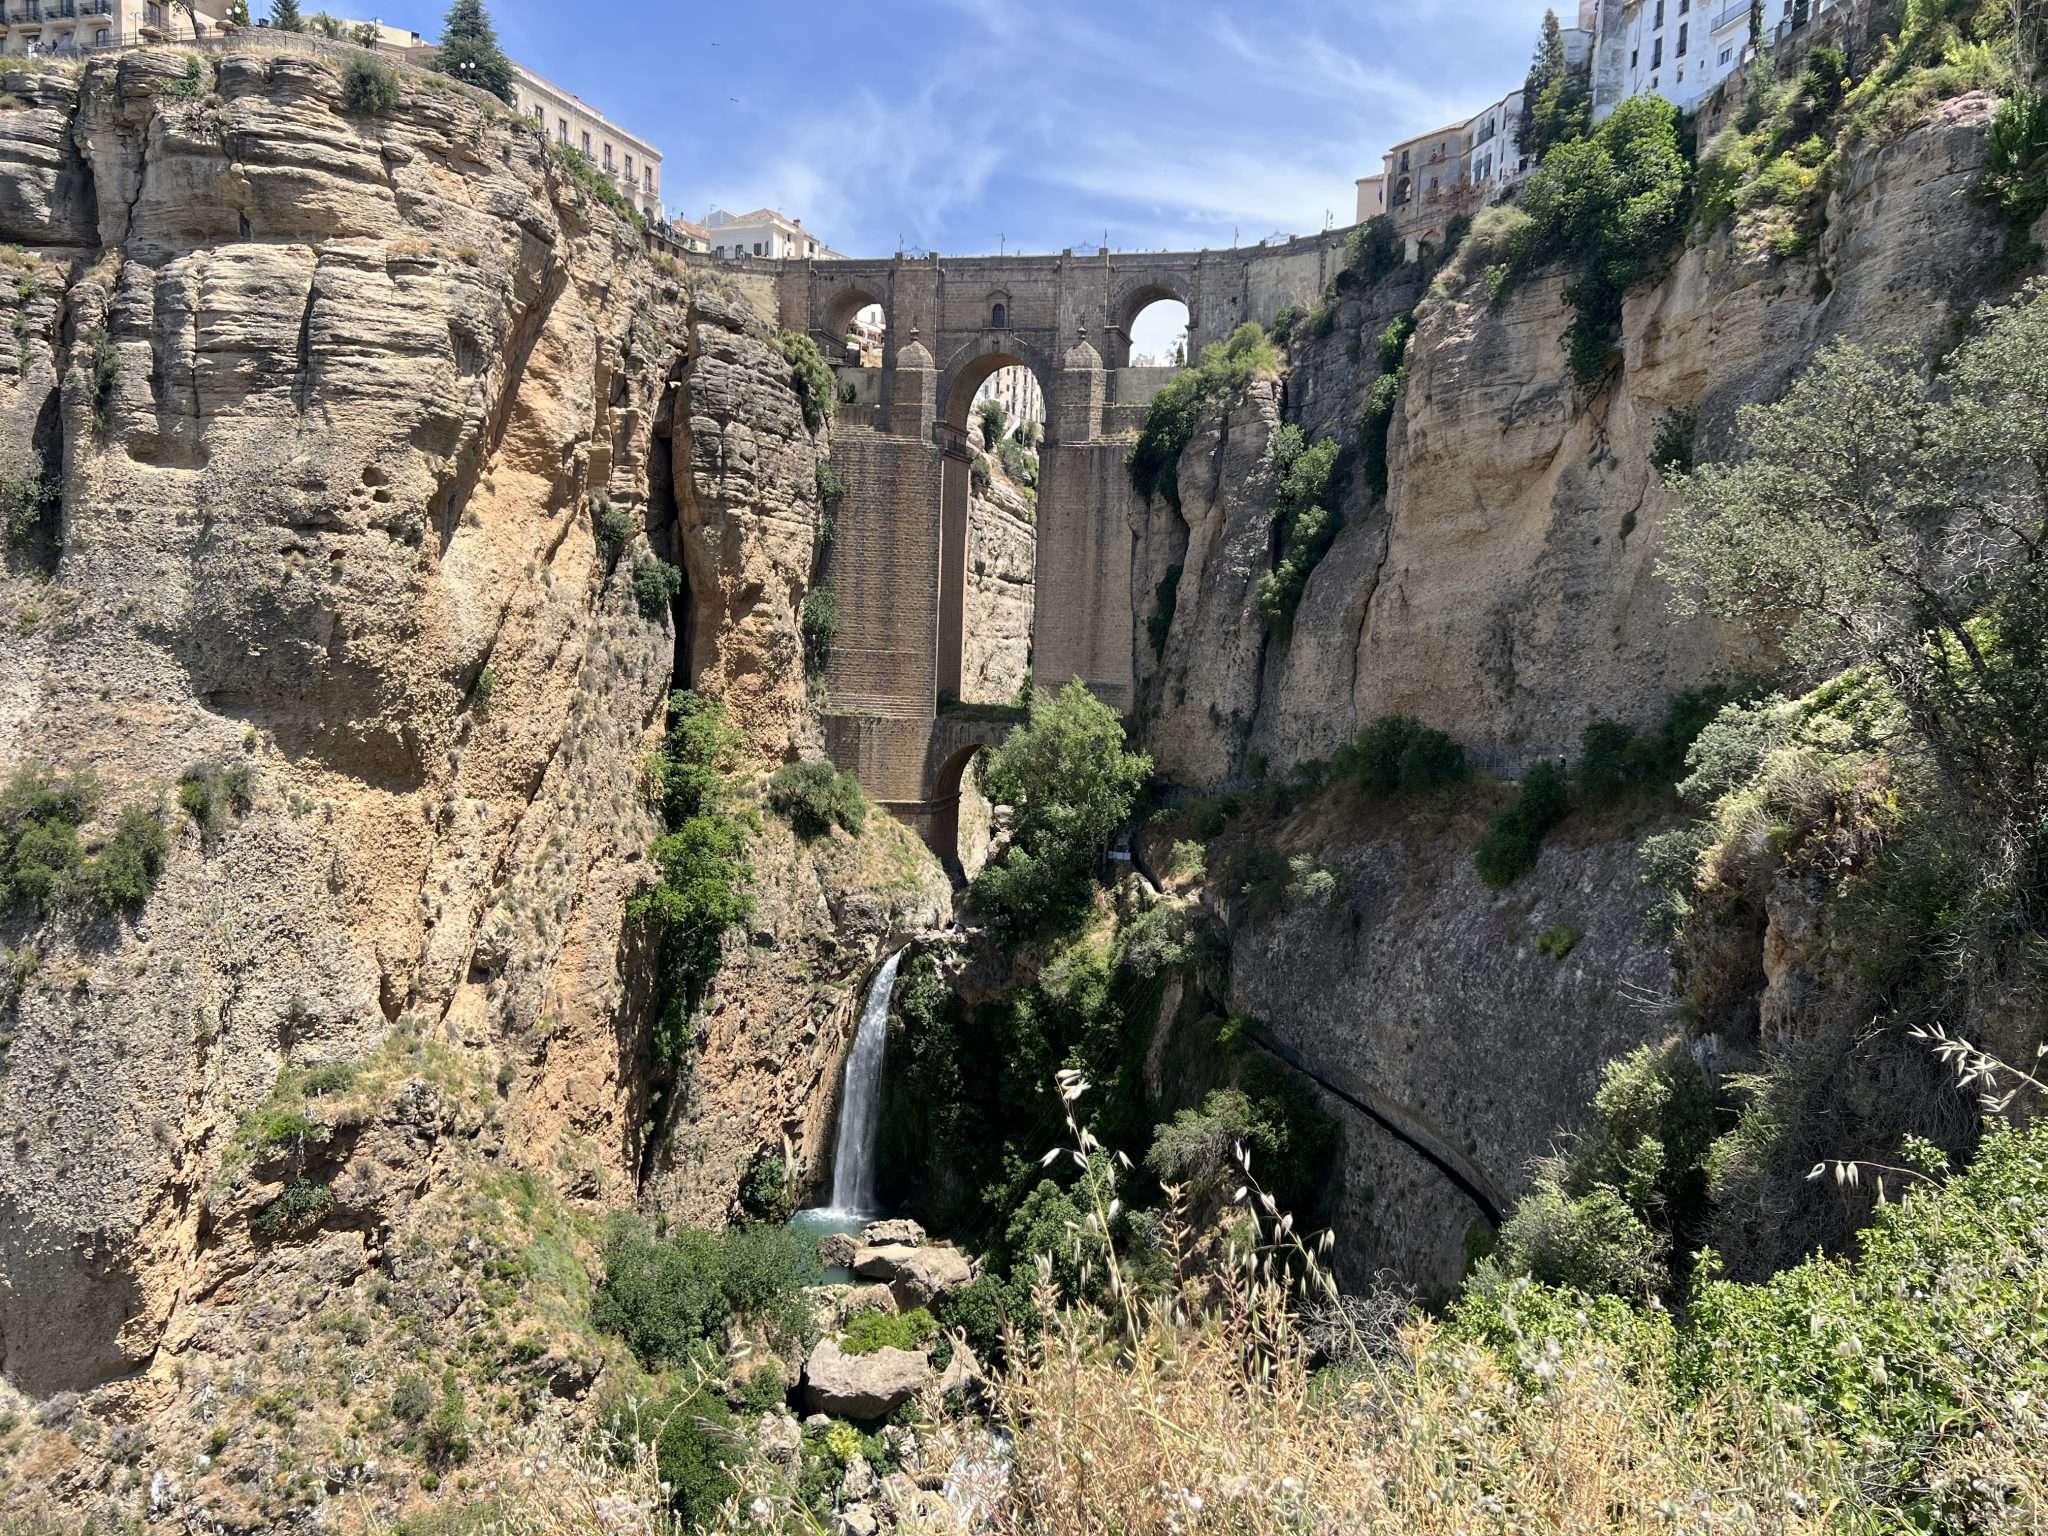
1342 715 1467 796
631 693 753 1071
972 679 1151 933
1473 760 1570 886
342 56 402 115
591 1213 817 1370
777 331 835 434
1127 323 1280 512
1254 424 1345 629
1515 94 1690 385
767 758 866 840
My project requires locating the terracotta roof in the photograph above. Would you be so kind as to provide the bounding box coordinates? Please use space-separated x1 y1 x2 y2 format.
672 218 710 241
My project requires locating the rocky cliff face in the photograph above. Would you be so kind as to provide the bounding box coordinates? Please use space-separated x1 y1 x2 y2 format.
961 480 1034 706
1139 99 2006 789
0 44 941 1447
1127 98 2013 1288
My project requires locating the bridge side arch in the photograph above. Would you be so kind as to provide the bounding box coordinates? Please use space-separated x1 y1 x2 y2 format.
936 333 1056 433
1106 275 1195 369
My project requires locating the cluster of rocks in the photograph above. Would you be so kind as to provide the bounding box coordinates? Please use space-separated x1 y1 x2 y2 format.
752 1413 971 1536
801 1219 979 1422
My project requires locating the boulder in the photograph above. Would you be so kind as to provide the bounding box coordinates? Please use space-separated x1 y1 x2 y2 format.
837 1283 898 1325
852 1242 919 1280
837 1507 878 1536
936 1339 982 1400
887 1245 975 1307
802 1337 932 1421
757 1412 803 1469
860 1217 926 1247
818 1232 859 1269
842 1452 876 1500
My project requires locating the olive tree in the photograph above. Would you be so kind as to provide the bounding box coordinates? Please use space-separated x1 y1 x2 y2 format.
1663 281 2048 844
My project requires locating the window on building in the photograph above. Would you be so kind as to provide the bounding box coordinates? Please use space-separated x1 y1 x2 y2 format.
1631 46 1638 67
94 25 107 41
1653 0 1663 22
1719 45 1732 62
624 154 633 178
1677 21 1687 51
1679 0 1688 10
1651 36 1662 65
581 131 591 154
558 118 568 144
643 167 652 190
753 241 763 255
602 144 613 170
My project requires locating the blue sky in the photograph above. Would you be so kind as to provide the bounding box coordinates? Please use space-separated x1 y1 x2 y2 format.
376 0 1548 258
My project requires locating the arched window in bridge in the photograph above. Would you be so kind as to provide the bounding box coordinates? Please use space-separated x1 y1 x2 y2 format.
990 301 1008 329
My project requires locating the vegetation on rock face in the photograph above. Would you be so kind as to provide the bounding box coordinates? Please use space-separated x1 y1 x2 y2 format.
1127 323 1281 512
1472 760 1570 886
1516 95 1691 384
341 56 402 115
766 758 866 840
1254 424 1345 628
552 144 645 232
177 760 253 838
630 693 753 1073
591 1213 817 1371
629 552 681 618
799 587 839 673
1518 7 1592 164
429 0 514 104
1 766 166 920
777 331 835 434
1341 714 1467 797
971 678 1152 933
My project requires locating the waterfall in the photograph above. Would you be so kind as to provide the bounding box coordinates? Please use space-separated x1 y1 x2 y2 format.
828 948 903 1216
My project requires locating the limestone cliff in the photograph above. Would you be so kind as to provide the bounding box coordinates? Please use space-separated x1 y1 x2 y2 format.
1140 98 2007 787
1128 96 2016 1291
0 44 942 1468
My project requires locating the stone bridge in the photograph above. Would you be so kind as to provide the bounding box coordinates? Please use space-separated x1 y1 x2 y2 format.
683 232 1360 865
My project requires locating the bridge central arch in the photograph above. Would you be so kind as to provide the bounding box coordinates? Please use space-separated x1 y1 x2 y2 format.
934 337 1054 706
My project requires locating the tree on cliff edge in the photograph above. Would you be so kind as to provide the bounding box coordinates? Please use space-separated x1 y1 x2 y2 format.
1520 9 1591 164
431 0 514 105
266 0 302 32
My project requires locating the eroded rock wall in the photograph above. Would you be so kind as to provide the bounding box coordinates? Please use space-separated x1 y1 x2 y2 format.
0 47 937 1420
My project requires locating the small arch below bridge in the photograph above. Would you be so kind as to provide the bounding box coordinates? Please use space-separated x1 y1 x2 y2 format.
1106 277 1194 369
926 707 1022 881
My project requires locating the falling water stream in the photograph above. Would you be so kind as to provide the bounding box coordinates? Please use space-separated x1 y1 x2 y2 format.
825 947 903 1216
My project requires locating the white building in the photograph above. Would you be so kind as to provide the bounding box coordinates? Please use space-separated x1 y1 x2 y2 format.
1591 0 1756 118
509 63 663 220
1355 173 1386 224
704 208 841 261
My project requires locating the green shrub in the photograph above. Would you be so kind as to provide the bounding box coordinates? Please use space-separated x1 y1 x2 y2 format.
589 1216 730 1369
177 761 252 837
591 1214 818 1369
1487 1181 1670 1299
87 326 116 434
767 758 866 839
1269 304 1303 347
250 1177 334 1242
592 497 632 567
390 1373 432 1424
1534 923 1579 961
421 1368 472 1469
972 679 1152 933
1514 95 1689 386
800 587 839 673
996 435 1038 488
0 765 92 916
976 396 1007 449
0 471 56 550
1127 323 1281 511
1978 88 2048 257
1255 426 1345 628
631 693 753 1071
1338 215 1402 289
1473 760 1570 886
778 331 834 433
630 553 681 619
1345 715 1467 796
1357 366 1404 499
935 1273 1013 1365
738 1151 794 1223
72 804 168 918
1650 406 1697 475
842 1306 937 1356
341 55 401 114
815 461 848 504
737 1359 788 1414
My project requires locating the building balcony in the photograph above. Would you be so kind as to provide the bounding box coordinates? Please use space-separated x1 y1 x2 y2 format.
1712 0 1749 26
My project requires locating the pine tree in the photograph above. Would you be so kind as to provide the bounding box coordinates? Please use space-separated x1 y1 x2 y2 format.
1518 9 1591 164
431 0 514 105
267 0 301 31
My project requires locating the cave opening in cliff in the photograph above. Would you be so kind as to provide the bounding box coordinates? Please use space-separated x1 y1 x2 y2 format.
647 376 694 691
